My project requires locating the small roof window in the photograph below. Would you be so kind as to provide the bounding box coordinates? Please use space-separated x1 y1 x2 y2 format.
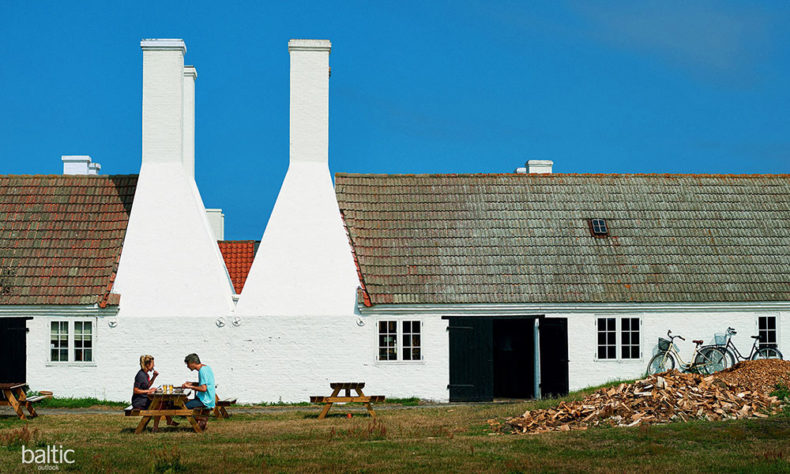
590 218 608 237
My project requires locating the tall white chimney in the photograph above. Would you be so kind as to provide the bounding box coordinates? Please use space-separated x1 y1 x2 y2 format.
62 155 101 175
183 65 197 178
141 39 186 165
288 39 331 164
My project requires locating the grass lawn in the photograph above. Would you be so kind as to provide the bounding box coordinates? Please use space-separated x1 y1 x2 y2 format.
1 395 788 473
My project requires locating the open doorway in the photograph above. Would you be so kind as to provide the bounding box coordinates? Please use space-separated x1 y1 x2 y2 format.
0 318 29 383
493 318 535 399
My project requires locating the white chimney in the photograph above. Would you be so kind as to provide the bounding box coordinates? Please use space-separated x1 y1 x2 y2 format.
516 160 553 174
62 155 101 175
140 39 186 165
205 208 225 240
288 39 331 164
183 65 197 178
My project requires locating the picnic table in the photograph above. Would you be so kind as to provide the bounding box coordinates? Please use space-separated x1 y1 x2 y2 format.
213 393 237 419
124 390 207 434
0 383 50 420
310 382 385 419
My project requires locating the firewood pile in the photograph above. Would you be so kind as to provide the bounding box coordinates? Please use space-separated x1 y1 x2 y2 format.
501 360 789 434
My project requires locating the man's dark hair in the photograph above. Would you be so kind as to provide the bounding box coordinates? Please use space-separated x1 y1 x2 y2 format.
184 353 201 365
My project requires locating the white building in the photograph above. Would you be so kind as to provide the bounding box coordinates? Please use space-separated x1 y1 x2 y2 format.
0 38 788 403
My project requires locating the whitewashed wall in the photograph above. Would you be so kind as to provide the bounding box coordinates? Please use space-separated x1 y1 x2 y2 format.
24 313 449 403
564 310 789 391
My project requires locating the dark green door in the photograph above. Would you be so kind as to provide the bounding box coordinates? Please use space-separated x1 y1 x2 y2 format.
447 317 493 402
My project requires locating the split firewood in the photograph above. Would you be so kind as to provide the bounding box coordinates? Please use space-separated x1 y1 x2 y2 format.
499 359 789 435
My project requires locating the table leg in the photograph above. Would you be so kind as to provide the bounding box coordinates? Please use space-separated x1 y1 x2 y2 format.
3 389 26 420
356 388 376 418
318 387 341 420
174 397 202 433
16 389 37 418
135 416 152 434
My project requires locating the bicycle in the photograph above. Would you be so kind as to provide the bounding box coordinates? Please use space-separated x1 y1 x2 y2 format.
646 330 727 376
703 327 784 368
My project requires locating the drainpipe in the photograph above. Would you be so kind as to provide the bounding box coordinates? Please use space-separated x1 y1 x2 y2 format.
534 318 541 399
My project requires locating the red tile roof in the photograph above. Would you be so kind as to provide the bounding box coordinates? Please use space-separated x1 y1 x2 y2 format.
218 240 258 294
0 175 138 306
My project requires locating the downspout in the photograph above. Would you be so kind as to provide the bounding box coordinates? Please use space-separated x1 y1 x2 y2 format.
534 318 541 399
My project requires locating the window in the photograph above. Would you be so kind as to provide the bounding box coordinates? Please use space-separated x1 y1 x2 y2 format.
597 317 641 360
378 321 397 361
49 320 95 363
597 318 616 359
758 316 777 347
590 218 609 237
50 321 68 362
621 317 640 359
74 321 93 362
378 320 423 361
402 321 421 361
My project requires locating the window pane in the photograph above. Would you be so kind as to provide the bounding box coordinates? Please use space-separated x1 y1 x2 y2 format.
379 348 387 360
403 335 411 346
759 317 766 330
597 333 605 345
607 346 616 359
632 333 639 345
403 348 412 360
631 347 640 359
413 348 420 360
379 321 386 332
412 335 420 347
607 333 615 344
621 346 629 359
84 349 92 362
768 317 776 330
388 321 396 332
607 319 615 330
622 319 630 330
75 350 82 362
598 347 606 359
51 349 58 361
403 321 411 332
622 332 630 344
597 319 605 331
60 349 68 360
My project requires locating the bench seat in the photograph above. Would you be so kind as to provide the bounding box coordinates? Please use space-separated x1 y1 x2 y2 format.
310 395 385 403
23 396 47 403
216 398 237 406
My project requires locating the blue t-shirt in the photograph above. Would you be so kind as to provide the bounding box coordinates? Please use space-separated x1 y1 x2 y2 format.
197 365 216 408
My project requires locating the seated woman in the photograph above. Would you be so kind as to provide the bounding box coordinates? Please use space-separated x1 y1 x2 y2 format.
132 355 178 431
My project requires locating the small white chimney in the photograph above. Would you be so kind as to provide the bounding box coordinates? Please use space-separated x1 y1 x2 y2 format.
62 155 101 175
205 208 225 240
288 39 331 164
183 65 197 178
140 39 186 165
516 160 553 174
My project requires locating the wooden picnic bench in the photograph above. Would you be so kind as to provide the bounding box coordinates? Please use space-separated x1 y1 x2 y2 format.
0 383 51 420
213 394 237 419
124 391 209 434
310 382 385 419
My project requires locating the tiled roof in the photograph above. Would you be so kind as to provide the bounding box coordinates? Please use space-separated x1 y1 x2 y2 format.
0 175 137 306
335 173 790 305
218 240 258 294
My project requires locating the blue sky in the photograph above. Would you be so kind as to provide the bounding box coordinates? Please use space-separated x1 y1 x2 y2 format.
1 1 789 239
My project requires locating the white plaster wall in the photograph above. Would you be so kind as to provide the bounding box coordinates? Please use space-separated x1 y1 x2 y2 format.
25 313 449 403
565 310 790 392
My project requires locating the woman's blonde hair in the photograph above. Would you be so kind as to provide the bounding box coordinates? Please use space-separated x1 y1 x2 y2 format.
139 354 154 371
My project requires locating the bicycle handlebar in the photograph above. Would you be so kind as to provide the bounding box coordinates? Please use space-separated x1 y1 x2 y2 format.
667 330 686 341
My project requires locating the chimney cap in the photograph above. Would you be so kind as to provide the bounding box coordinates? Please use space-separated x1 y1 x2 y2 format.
184 65 197 79
140 39 186 54
288 39 331 52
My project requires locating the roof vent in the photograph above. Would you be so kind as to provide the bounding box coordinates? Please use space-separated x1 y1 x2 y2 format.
515 160 553 174
62 155 101 175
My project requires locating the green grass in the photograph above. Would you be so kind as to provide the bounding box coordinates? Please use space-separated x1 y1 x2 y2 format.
1 383 787 472
27 392 126 409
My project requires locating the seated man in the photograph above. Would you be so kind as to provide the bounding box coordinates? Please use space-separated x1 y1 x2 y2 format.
181 353 215 430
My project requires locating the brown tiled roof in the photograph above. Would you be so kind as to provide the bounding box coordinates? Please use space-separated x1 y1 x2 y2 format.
218 240 258 294
0 175 137 306
335 173 790 305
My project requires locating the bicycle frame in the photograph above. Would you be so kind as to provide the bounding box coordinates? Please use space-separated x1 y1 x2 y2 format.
719 330 761 361
663 341 701 371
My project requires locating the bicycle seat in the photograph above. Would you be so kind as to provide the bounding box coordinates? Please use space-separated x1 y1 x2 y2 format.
692 340 704 345
751 336 760 339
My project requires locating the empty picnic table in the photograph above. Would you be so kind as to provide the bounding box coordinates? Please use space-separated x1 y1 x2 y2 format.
310 382 385 419
0 383 50 420
125 390 207 434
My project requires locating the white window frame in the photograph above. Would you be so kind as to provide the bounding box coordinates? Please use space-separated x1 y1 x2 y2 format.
47 318 97 366
376 319 424 363
756 314 779 348
594 316 642 361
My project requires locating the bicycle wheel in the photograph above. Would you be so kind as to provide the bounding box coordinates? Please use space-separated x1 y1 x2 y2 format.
695 347 727 374
647 352 675 375
752 347 784 360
